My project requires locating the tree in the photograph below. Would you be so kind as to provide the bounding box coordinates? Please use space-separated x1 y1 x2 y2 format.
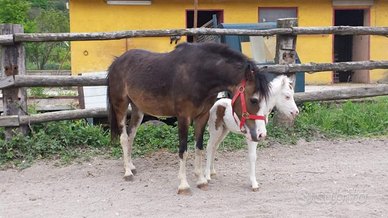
26 9 69 69
29 0 48 9
0 0 36 32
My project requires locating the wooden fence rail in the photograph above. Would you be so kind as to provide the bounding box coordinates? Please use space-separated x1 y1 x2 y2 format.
0 85 387 127
0 108 130 127
0 60 387 89
1 26 388 45
266 60 388 74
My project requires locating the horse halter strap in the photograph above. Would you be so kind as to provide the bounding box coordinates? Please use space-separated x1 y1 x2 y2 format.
231 74 266 130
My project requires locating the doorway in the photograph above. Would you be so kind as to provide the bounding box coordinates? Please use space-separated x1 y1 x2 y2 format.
186 10 223 42
333 9 370 83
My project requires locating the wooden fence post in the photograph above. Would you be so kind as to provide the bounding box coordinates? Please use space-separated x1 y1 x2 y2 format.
0 24 29 140
274 18 298 127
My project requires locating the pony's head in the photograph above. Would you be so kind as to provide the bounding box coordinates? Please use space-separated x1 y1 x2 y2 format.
232 63 271 142
272 75 299 119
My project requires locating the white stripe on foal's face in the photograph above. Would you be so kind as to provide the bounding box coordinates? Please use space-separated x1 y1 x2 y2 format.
247 94 267 141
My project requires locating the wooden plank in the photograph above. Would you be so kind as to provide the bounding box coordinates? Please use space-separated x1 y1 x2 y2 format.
26 70 71 76
17 108 131 126
0 60 385 89
1 24 29 140
274 18 298 127
0 85 386 127
294 85 388 103
77 73 85 109
0 98 76 112
0 115 19 127
0 75 106 89
193 0 198 43
0 26 385 44
266 60 388 74
0 34 13 45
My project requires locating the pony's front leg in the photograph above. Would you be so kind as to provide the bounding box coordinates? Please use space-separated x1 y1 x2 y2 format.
247 139 259 191
205 127 228 181
177 117 191 195
121 107 144 181
194 113 210 190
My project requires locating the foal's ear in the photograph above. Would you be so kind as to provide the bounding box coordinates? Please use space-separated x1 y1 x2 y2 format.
281 76 287 87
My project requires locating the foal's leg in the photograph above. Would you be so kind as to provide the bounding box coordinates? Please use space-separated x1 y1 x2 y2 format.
121 105 144 181
194 112 210 190
247 139 259 191
177 117 191 195
205 127 229 181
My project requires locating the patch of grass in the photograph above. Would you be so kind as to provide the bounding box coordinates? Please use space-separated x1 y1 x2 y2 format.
294 97 388 139
1 97 388 169
0 120 115 168
29 87 48 98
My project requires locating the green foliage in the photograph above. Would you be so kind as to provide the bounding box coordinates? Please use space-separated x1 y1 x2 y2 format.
0 0 36 33
294 98 388 138
0 120 113 167
28 87 47 97
25 9 69 70
1 0 70 70
29 0 48 9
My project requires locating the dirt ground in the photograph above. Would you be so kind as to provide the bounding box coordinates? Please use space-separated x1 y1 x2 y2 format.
1 138 388 218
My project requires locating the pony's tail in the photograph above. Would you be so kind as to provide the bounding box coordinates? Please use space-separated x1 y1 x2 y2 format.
107 71 120 142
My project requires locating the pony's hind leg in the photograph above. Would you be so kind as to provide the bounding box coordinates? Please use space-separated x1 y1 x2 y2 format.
194 112 210 190
119 103 144 181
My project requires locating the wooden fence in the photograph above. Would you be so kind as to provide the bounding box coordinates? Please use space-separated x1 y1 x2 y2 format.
1 20 388 139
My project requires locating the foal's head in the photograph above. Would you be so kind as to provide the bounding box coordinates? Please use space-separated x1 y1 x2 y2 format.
232 63 271 142
271 75 299 118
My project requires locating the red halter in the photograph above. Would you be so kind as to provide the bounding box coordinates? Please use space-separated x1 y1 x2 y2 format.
231 75 266 130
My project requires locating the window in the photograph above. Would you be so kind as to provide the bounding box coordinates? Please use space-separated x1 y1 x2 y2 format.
258 8 297 23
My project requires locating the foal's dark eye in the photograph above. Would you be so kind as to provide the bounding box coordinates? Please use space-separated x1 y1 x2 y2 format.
249 98 259 105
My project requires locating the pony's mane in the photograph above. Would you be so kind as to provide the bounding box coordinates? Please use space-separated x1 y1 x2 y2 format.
251 63 271 102
175 43 271 101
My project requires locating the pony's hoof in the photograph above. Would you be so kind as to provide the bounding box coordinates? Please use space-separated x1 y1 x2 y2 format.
124 175 134 181
252 187 259 192
197 183 210 191
178 188 192 196
210 173 217 178
131 169 137 175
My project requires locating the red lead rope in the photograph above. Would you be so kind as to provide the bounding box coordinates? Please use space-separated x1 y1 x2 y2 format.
231 77 266 130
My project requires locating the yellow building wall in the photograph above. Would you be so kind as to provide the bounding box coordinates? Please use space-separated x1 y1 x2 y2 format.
370 0 388 83
69 0 388 84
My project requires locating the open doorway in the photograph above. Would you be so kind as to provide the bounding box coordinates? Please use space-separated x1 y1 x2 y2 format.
186 10 223 42
333 9 370 83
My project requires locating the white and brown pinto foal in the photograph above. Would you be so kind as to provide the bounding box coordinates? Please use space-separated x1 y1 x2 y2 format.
205 75 299 191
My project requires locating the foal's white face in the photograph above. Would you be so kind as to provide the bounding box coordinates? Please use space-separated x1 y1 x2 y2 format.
274 76 299 118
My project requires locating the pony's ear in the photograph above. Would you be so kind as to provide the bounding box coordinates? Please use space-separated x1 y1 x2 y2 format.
244 62 256 81
281 76 287 87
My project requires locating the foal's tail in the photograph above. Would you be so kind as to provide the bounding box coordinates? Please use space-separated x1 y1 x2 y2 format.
107 69 121 142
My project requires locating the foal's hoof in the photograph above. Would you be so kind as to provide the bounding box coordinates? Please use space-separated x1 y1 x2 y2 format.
252 187 260 192
210 173 217 178
178 188 192 196
131 169 137 175
197 183 210 191
124 175 134 181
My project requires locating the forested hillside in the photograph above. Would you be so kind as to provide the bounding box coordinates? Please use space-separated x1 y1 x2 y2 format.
0 0 70 70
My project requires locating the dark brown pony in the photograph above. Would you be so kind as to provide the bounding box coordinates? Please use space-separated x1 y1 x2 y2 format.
107 42 270 195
